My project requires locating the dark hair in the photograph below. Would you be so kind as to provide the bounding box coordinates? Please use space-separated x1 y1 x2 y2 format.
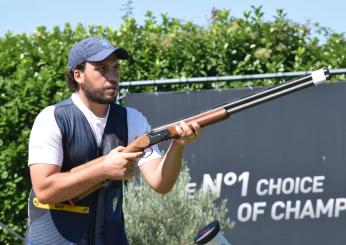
65 63 86 91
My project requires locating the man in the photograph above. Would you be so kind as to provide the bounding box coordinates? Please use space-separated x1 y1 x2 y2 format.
25 37 201 245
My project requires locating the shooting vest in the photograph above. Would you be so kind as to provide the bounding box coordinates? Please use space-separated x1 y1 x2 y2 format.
25 98 129 245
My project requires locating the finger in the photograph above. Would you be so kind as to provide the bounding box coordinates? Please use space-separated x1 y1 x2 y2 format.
179 121 194 137
191 121 202 136
175 123 184 135
120 151 144 159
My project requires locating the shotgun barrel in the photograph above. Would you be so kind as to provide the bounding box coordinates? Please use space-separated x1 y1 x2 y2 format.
142 67 330 148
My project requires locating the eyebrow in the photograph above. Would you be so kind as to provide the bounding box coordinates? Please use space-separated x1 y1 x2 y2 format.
91 61 119 67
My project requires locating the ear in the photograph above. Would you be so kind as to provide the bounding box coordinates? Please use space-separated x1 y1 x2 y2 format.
73 70 84 85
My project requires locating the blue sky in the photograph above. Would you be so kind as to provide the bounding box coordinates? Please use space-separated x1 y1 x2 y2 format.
0 0 345 37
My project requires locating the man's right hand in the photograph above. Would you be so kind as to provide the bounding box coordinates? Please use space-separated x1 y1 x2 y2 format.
103 146 144 180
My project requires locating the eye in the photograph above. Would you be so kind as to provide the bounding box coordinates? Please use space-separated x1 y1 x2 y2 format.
95 65 119 74
97 66 106 71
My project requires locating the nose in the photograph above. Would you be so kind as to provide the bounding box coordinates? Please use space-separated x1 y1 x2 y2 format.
106 69 120 84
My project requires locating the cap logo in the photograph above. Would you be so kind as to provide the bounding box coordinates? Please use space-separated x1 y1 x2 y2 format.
100 40 111 48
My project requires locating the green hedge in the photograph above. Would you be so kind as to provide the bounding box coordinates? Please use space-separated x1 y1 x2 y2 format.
1 6 346 243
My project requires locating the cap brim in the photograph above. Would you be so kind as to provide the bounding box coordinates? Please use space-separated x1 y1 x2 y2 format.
87 47 129 62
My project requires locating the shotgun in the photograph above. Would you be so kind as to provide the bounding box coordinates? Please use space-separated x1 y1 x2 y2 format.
71 67 330 203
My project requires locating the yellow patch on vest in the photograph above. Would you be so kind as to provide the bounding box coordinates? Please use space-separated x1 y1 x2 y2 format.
33 198 90 214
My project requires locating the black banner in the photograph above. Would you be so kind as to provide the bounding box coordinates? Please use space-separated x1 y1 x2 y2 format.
124 82 346 245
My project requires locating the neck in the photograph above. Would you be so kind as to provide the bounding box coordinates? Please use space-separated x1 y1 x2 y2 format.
77 92 109 117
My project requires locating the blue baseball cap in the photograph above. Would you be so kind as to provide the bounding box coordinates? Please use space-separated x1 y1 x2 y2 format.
68 37 129 71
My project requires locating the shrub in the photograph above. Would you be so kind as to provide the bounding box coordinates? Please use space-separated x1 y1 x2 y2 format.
124 165 233 245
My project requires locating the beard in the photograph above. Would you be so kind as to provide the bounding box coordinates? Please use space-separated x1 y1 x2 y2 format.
80 77 117 104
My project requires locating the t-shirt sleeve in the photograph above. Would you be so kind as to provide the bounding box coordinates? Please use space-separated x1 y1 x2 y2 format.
28 106 64 166
126 107 162 166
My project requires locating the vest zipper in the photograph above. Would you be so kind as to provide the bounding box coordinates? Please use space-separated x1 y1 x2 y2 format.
96 146 102 157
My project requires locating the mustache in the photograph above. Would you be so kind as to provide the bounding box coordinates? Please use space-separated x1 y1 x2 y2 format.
104 84 119 90
105 80 119 89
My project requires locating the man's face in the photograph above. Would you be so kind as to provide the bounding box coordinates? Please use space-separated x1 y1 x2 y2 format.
77 53 120 104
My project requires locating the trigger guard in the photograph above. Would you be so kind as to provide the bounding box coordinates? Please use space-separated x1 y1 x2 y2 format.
143 147 153 158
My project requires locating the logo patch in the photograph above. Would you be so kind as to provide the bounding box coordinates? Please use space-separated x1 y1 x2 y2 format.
100 40 111 48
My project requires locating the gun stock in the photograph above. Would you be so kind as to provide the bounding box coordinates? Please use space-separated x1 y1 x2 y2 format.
70 68 330 203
